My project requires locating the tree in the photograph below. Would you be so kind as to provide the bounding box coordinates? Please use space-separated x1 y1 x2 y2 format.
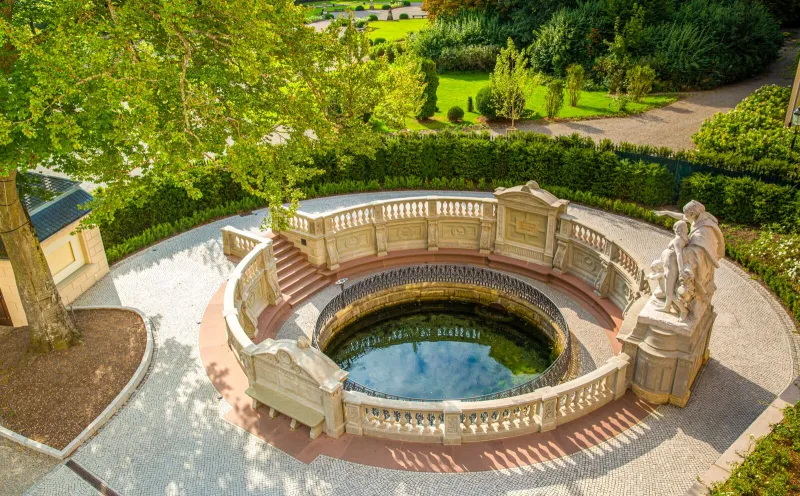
416 58 439 120
566 64 585 107
544 80 565 119
375 55 427 129
490 38 530 131
0 2 395 351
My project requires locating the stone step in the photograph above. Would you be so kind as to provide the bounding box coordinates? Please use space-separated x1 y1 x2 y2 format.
277 253 306 276
281 271 324 296
287 276 330 306
273 242 295 258
278 264 318 288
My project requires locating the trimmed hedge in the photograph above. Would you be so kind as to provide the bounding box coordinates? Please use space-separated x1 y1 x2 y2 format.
679 173 799 228
312 132 676 206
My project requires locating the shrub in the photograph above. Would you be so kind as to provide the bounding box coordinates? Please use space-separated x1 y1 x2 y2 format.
323 13 334 19
566 64 584 107
411 11 511 61
434 44 500 72
369 40 404 62
612 92 630 112
355 5 364 11
475 86 498 119
648 0 782 89
693 85 795 163
447 106 465 122
626 65 656 102
399 13 409 19
467 96 474 113
529 4 604 77
373 37 386 45
381 4 391 9
544 79 565 119
355 19 367 28
367 14 378 21
402 0 411 5
416 57 438 119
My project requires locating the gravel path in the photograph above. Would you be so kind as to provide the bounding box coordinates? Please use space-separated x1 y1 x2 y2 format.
488 35 800 149
17 190 796 496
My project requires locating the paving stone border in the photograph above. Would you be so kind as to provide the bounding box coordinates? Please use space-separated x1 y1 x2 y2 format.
0 306 154 460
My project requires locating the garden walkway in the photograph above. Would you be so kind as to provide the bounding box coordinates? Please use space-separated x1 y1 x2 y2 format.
17 190 797 496
491 34 800 149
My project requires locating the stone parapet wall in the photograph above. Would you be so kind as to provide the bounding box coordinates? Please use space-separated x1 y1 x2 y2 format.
343 353 630 445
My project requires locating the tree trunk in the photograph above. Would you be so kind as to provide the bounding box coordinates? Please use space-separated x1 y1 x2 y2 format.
0 170 80 351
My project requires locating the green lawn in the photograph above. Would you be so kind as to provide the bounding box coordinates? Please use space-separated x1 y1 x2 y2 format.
403 72 677 131
368 19 428 41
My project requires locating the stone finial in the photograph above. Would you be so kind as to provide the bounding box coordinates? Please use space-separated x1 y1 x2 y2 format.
297 335 311 349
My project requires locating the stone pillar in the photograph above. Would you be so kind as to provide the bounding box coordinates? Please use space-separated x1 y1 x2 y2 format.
343 394 365 435
426 200 439 251
443 402 462 445
323 217 340 270
303 218 328 267
320 379 347 438
619 298 715 407
479 202 495 254
374 205 388 257
261 240 281 304
539 388 558 432
608 353 630 400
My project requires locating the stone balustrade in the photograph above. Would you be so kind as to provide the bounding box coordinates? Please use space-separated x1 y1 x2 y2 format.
220 183 655 443
283 183 650 316
221 227 281 340
281 196 499 269
343 354 630 444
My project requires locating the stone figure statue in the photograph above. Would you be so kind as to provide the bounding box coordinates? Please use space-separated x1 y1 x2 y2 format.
652 200 725 321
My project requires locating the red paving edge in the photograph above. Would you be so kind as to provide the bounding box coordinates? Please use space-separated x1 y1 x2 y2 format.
199 283 657 472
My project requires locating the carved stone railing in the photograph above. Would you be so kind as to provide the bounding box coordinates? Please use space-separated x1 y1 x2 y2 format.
553 215 649 314
221 227 281 340
281 182 650 316
220 183 652 442
281 196 499 269
343 353 630 444
221 226 348 438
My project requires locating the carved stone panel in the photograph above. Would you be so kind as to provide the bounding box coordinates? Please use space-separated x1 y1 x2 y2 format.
386 221 427 251
438 221 480 249
505 208 548 248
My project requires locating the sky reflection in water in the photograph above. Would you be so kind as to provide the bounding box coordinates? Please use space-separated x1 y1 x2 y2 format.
325 301 555 400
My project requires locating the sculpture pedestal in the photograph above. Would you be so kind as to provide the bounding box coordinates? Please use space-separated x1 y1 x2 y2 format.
618 297 714 407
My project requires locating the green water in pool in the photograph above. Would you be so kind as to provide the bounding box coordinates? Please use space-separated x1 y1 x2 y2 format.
324 301 557 400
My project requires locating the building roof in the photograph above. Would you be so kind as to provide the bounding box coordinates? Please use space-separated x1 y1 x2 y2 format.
2 173 92 254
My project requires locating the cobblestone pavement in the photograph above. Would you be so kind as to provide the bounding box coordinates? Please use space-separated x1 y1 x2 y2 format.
0 438 59 496
21 191 797 496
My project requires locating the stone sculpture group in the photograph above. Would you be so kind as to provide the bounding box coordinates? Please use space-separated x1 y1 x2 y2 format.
651 201 725 322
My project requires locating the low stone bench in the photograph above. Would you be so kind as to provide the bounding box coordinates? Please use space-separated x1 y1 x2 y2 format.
246 383 324 439
412 14 427 18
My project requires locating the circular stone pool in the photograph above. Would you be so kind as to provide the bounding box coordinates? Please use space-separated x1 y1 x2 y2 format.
324 301 557 401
